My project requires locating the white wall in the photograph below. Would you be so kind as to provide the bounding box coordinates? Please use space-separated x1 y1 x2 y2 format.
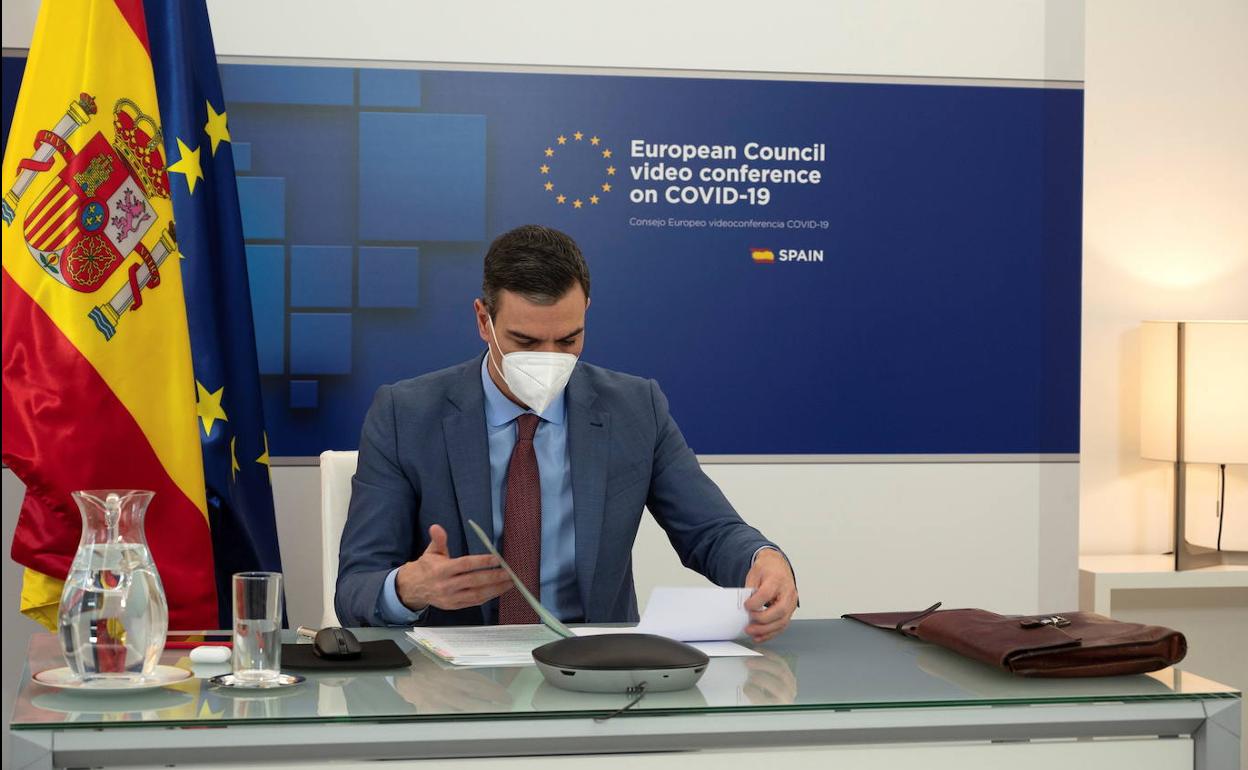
3 0 1084 81
1081 0 1248 555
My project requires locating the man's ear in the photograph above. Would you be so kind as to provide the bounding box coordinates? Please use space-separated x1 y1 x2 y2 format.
473 298 491 345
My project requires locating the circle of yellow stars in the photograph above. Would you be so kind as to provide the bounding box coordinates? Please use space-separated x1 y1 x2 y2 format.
540 131 614 210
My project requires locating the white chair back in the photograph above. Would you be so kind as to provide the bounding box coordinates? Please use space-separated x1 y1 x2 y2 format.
319 450 359 628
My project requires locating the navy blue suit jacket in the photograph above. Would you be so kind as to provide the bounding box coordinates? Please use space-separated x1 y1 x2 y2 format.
335 355 779 627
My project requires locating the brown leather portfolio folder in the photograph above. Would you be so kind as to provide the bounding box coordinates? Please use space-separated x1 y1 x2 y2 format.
844 604 1187 678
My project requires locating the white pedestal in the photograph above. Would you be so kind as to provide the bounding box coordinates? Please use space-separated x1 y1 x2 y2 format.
1078 554 1248 616
1079 554 1248 766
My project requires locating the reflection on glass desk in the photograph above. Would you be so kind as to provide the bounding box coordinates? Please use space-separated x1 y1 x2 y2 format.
11 619 1238 728
7 618 1238 768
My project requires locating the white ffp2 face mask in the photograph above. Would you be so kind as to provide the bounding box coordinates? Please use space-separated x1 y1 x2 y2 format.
487 316 578 416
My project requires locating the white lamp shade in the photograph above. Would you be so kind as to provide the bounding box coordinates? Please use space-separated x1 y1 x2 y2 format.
1140 322 1178 461
1140 321 1248 464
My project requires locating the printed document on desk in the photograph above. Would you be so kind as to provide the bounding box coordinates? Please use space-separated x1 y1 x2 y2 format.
407 587 760 666
406 536 760 666
407 625 559 667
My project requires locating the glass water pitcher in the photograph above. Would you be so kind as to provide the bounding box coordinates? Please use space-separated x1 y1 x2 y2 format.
58 490 169 681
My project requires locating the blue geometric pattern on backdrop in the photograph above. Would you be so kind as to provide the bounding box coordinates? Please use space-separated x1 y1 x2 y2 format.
1 55 1085 457
237 177 285 239
221 65 1082 457
359 68 423 108
358 113 486 241
231 141 252 172
290 313 353 375
289 380 319 410
291 246 353 308
244 244 285 376
359 247 420 309
215 64 489 456
221 64 355 106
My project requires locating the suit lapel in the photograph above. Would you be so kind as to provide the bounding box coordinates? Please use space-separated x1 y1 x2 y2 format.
444 358 494 557
567 368 609 620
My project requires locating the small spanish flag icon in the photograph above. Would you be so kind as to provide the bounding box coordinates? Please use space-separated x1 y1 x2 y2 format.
751 248 775 263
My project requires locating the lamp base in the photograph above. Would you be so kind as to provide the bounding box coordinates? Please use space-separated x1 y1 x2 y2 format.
1174 539 1248 571
1173 460 1244 570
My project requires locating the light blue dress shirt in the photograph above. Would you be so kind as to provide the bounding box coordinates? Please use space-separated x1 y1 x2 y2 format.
377 356 582 624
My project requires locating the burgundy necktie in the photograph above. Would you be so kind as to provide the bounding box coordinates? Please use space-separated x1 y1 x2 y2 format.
499 413 541 625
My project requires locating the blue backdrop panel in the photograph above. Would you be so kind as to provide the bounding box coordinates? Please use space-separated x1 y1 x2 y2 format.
358 247 420 309
358 112 487 241
291 245 353 308
359 68 423 109
290 313 352 375
220 64 354 106
244 245 285 376
0 56 1082 456
236 176 285 239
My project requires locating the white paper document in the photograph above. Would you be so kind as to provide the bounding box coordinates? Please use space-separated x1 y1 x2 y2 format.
638 587 754 641
458 519 757 658
407 587 761 666
570 628 759 658
407 625 560 667
571 587 761 657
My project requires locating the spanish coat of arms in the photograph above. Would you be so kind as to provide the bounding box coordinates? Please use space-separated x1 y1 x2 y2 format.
3 93 176 340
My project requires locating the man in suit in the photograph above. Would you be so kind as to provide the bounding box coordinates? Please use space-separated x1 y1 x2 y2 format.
336 225 797 642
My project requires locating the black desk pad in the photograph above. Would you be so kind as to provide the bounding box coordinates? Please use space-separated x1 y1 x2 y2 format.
281 639 412 671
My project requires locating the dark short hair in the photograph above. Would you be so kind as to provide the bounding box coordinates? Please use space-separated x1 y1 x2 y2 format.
482 225 590 317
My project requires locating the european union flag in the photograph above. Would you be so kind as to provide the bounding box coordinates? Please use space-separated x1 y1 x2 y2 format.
144 0 284 626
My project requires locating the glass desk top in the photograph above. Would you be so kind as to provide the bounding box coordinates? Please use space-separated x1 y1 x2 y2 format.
10 619 1239 729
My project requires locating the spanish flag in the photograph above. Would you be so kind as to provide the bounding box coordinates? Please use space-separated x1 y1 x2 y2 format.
3 0 281 630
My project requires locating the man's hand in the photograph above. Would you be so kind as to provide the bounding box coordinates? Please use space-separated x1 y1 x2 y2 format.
743 549 797 643
395 524 514 611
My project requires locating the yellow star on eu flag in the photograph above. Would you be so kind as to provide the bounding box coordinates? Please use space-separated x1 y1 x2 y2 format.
204 101 231 156
195 380 228 436
556 194 566 204
230 436 241 481
168 138 204 194
544 181 554 191
573 131 584 141
256 432 272 480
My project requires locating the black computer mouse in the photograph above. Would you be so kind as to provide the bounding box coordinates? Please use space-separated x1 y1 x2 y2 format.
313 627 362 660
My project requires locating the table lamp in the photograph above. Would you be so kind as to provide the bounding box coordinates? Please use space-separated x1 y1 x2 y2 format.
1140 321 1247 570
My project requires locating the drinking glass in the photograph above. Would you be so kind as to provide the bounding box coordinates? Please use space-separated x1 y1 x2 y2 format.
231 572 283 683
